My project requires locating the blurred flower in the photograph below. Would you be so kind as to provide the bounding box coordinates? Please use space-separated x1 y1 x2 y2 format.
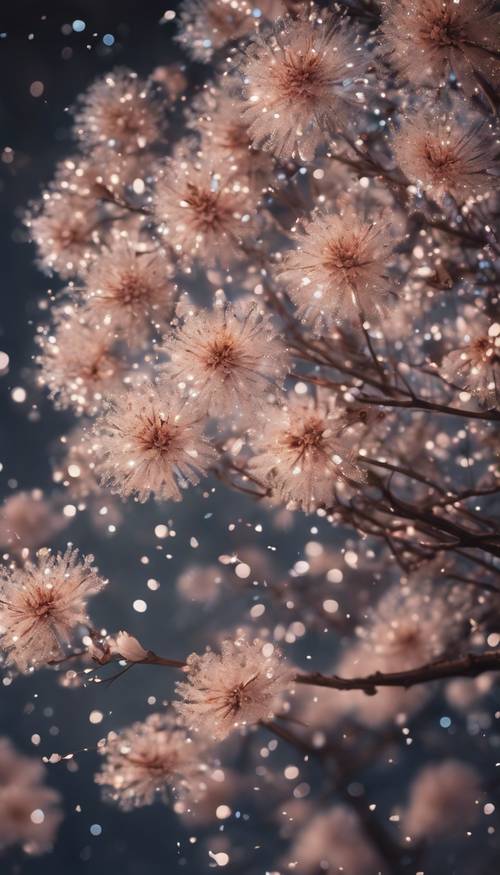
394 112 499 203
94 384 216 502
0 546 106 672
0 738 62 855
28 197 99 279
442 320 500 407
249 393 365 513
176 0 284 62
176 565 224 604
0 491 66 555
402 760 482 840
279 208 395 328
381 0 500 99
286 804 382 874
241 14 367 161
159 300 288 418
74 68 163 152
96 713 206 810
175 634 294 740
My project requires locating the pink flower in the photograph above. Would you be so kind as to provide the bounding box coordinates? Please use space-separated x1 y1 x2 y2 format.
279 207 395 329
442 320 500 407
0 546 106 672
159 300 288 419
175 634 294 740
110 631 149 662
402 760 482 839
96 713 207 810
287 805 382 874
94 384 216 502
176 0 284 62
241 14 368 161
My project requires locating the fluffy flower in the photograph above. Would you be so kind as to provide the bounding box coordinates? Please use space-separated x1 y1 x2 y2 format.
394 112 498 203
28 197 99 279
0 546 106 672
159 301 288 418
96 713 206 810
286 805 382 874
94 384 216 502
249 393 365 513
0 738 63 855
0 491 66 555
442 320 500 407
381 0 500 99
175 635 294 740
241 15 367 162
402 760 482 840
154 144 258 267
81 240 176 346
279 208 395 328
176 0 284 62
36 307 123 416
74 68 163 151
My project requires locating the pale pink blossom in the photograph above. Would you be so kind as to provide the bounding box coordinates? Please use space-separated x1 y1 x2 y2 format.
442 320 500 407
176 0 284 62
110 631 149 662
249 393 365 513
74 68 163 152
381 0 500 99
154 143 258 267
36 307 123 416
175 635 294 740
159 301 288 418
28 197 100 279
402 760 482 840
0 738 62 855
0 491 66 555
241 15 367 162
287 805 382 874
0 546 106 672
279 208 395 328
96 713 206 810
94 384 216 502
81 240 176 346
394 112 499 203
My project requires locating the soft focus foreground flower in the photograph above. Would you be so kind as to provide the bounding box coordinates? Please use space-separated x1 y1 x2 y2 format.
36 308 123 416
442 321 500 407
74 68 163 151
0 738 63 855
176 0 284 62
241 14 367 161
96 713 206 810
154 144 258 267
0 547 106 672
287 804 382 874
381 0 500 99
402 759 482 839
159 300 288 418
279 208 395 328
175 635 294 740
249 393 365 513
94 384 216 502
394 112 498 203
81 240 176 347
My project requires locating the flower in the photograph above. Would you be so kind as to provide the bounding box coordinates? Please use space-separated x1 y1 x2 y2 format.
402 760 482 839
0 546 106 672
286 805 382 874
380 0 500 100
0 738 63 855
81 240 176 347
110 631 148 662
53 426 102 500
28 197 99 279
394 112 498 203
175 635 294 740
0 491 67 555
279 208 395 328
94 384 216 502
442 320 500 407
176 0 284 62
154 143 258 267
96 713 206 810
36 307 123 416
249 393 365 513
240 14 367 162
74 68 163 152
158 300 288 418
